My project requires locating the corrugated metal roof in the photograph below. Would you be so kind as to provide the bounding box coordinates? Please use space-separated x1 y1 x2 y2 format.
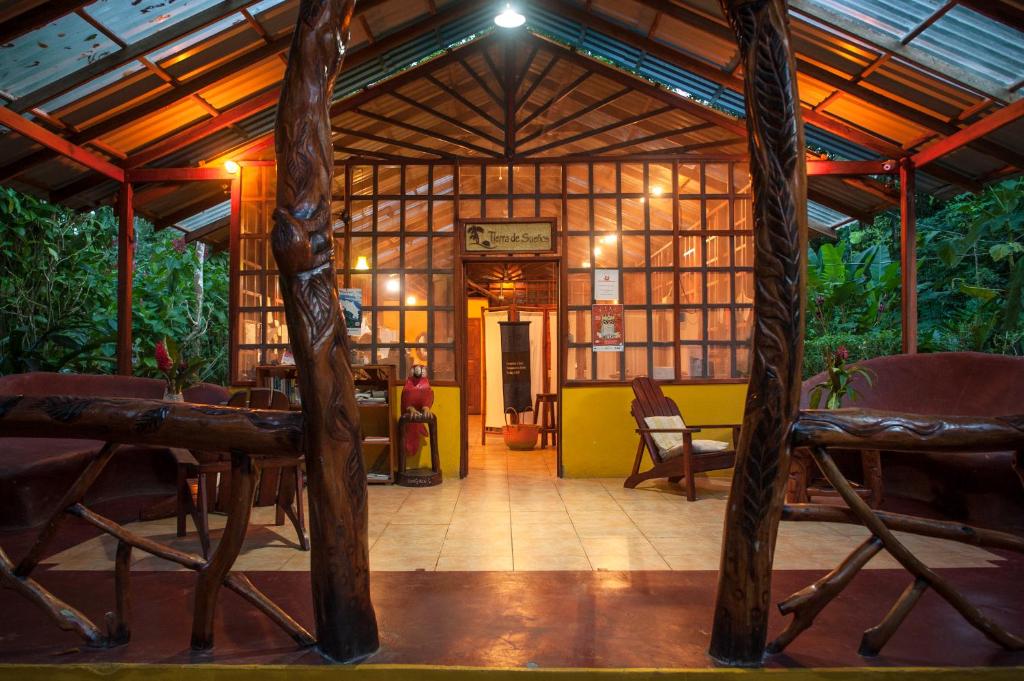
176 199 231 232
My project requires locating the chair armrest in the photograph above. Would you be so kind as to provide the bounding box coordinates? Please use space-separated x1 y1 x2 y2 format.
689 423 742 430
170 447 199 466
635 427 702 434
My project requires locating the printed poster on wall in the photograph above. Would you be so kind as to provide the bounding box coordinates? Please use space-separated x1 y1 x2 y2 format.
338 288 362 336
594 269 619 301
592 304 624 352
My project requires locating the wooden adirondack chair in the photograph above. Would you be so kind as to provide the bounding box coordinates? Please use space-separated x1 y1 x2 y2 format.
626 376 740 500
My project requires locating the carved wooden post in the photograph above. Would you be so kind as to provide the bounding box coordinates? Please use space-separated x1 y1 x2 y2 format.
709 0 807 666
272 0 380 662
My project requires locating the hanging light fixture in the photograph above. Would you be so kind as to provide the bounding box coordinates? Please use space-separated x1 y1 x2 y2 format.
494 3 525 28
354 255 370 270
224 160 240 174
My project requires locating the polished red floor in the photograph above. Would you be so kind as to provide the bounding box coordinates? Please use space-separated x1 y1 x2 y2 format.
1 498 1022 669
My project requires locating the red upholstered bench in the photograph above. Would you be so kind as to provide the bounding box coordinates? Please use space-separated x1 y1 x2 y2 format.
799 352 1024 533
0 372 228 529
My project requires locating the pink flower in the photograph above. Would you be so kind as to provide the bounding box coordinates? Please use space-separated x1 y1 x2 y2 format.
172 238 187 253
155 340 173 373
835 346 849 362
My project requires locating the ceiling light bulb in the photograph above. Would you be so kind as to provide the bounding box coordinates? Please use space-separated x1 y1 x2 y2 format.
651 185 663 197
224 160 240 174
386 278 401 293
494 3 525 28
354 255 370 270
406 295 417 306
593 246 602 257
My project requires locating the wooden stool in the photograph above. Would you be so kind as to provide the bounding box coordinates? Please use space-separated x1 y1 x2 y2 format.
533 393 558 448
397 411 442 487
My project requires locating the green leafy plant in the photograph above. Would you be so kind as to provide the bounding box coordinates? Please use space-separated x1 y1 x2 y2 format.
153 337 205 394
808 346 874 409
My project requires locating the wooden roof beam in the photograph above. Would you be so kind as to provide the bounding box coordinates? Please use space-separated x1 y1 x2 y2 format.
521 105 675 156
425 74 504 130
912 98 1024 168
515 54 560 111
331 126 452 159
517 86 632 147
516 70 593 130
351 108 502 157
386 91 504 147
581 123 716 156
0 107 123 182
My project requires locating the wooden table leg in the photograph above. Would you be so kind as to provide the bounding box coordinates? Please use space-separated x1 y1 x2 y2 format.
191 450 259 651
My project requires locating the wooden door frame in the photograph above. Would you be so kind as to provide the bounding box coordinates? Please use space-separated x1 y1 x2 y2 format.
455 218 565 479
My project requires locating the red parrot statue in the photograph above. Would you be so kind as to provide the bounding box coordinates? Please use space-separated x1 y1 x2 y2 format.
401 364 434 458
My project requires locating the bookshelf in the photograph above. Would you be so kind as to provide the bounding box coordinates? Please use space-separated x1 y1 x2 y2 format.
253 363 397 484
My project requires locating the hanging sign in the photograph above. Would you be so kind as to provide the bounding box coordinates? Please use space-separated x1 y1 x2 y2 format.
499 321 533 412
594 269 619 301
463 220 553 253
592 304 624 352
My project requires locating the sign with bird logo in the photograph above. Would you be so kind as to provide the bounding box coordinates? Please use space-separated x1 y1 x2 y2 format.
462 220 554 254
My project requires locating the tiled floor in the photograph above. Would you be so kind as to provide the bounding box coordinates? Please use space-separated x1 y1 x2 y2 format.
42 418 1004 572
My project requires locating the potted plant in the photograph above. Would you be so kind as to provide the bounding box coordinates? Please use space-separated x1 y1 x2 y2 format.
154 337 205 401
808 345 874 409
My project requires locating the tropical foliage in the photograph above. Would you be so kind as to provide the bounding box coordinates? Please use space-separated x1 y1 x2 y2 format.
0 187 229 384
805 177 1024 377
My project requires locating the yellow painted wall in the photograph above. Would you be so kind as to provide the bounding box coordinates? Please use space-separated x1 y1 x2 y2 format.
394 384 461 478
560 383 748 478
466 298 487 319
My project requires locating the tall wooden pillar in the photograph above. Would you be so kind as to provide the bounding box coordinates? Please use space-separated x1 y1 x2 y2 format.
116 183 134 375
900 159 917 354
710 0 807 666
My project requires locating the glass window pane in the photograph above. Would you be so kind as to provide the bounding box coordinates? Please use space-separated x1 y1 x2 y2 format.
404 273 428 306
432 274 453 307
680 272 703 305
378 165 401 195
404 310 428 344
593 199 616 231
350 273 372 307
432 236 454 270
377 200 400 231
707 199 730 230
405 165 429 195
680 236 702 268
568 236 590 268
240 274 262 307
734 233 753 267
621 197 644 231
625 309 648 342
406 199 427 232
705 163 729 194
651 271 674 305
567 346 591 380
596 352 620 380
486 165 508 194
513 164 535 194
433 310 454 344
707 270 731 304
623 272 646 305
653 345 674 378
678 163 700 193
240 238 265 270
568 272 591 306
404 236 428 269
567 163 589 194
734 198 752 231
239 311 262 345
567 308 591 343
620 164 643 193
566 198 589 231
459 165 481 195
735 345 751 378
735 271 753 305
539 164 562 193
349 236 372 270
512 199 536 217
649 197 673 231
679 199 701 230
679 345 704 378
650 163 671 194
432 199 454 232
350 200 373 232
378 275 402 306
459 199 481 220
377 235 401 269
351 166 373 195
484 199 508 218
706 234 731 267
680 309 703 341
650 234 673 268
432 347 455 381
625 347 647 379
733 163 751 194
735 306 753 343
622 235 646 268
592 163 616 193
433 165 454 195
652 309 672 342
708 308 731 340
707 346 731 378
593 236 618 267
539 198 560 219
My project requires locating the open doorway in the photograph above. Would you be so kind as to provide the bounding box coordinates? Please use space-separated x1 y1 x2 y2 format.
462 259 559 476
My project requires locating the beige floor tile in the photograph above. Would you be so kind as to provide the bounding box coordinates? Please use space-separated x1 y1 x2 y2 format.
436 554 514 571
441 535 512 556
514 554 593 571
511 509 569 524
662 553 722 570
586 552 671 571
513 535 587 557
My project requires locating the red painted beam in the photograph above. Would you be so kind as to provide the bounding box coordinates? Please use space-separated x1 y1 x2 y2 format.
126 167 236 182
0 107 124 182
807 159 898 176
912 98 1024 168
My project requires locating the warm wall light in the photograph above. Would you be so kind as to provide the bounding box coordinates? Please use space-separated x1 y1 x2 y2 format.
224 160 240 174
354 255 370 270
494 3 525 27
651 185 664 197
593 246 602 257
406 295 418 306
581 260 591 268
